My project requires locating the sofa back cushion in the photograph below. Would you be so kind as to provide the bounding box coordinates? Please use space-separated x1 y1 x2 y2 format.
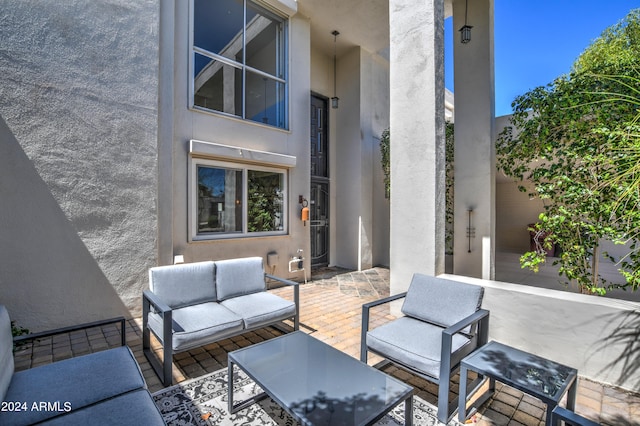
215 257 265 301
401 274 484 332
149 261 216 308
0 305 15 402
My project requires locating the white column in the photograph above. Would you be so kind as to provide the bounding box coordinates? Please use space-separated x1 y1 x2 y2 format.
452 0 495 278
389 0 446 295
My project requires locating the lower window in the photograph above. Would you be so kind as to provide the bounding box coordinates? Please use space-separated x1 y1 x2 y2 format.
192 159 287 239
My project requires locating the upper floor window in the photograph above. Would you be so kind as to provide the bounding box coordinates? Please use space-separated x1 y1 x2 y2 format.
191 0 288 129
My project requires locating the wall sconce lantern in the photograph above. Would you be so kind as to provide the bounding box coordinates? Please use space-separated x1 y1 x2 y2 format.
459 0 472 43
466 208 476 252
331 30 340 109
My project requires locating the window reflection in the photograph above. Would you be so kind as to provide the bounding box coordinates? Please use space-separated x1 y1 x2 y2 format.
194 53 242 116
245 72 284 126
197 166 242 233
196 163 287 237
192 0 287 129
248 170 284 232
193 0 244 62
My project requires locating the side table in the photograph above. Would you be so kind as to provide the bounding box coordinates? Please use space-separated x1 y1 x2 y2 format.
458 341 577 426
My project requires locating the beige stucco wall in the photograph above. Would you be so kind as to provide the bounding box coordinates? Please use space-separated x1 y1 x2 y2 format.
331 47 390 270
159 3 311 280
0 1 159 330
443 274 640 392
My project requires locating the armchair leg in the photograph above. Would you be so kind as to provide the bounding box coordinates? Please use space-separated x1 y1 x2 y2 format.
142 296 174 387
360 305 370 363
437 377 452 424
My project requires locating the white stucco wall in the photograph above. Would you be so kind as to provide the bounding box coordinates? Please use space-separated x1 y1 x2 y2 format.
443 274 640 392
0 1 159 330
389 0 446 294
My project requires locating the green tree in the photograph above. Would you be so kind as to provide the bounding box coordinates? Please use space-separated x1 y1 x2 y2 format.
496 9 640 294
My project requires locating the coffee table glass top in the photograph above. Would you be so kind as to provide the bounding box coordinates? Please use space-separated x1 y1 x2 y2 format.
461 340 577 402
229 331 413 425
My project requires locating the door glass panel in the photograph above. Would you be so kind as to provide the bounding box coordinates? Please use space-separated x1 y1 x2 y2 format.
310 181 329 266
310 97 328 177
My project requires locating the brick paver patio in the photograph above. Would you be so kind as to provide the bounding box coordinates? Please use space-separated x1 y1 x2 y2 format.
13 267 640 425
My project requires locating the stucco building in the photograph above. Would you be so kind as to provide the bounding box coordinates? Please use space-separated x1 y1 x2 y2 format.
0 0 502 330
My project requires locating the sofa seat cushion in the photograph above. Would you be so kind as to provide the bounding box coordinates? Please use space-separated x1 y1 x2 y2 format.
0 305 14 402
216 257 265 301
221 292 296 330
39 389 165 425
366 317 472 379
148 302 243 352
0 346 145 426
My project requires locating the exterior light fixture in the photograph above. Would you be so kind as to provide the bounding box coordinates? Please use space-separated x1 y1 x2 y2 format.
459 0 472 43
331 30 339 109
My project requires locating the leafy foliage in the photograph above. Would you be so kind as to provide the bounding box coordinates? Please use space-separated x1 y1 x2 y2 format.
247 172 283 232
496 9 640 294
12 320 29 352
380 128 391 199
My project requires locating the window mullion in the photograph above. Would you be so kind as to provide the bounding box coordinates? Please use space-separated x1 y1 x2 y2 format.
243 168 248 235
193 46 243 70
242 0 247 120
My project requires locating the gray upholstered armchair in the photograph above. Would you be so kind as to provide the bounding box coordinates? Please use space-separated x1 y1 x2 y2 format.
360 273 490 424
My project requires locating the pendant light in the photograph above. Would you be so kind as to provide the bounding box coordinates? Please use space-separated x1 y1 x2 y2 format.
331 30 339 109
459 0 472 43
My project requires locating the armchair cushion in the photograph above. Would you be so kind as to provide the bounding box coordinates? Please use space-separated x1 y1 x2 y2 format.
221 292 297 330
215 257 265 301
366 316 472 379
148 302 243 352
149 261 216 308
0 305 14 402
402 274 483 333
2 346 145 425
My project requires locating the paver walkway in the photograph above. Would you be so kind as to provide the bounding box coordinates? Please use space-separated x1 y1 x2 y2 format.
13 267 640 425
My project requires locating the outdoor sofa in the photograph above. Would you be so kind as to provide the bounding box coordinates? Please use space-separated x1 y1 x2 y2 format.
360 273 490 423
0 304 165 426
143 256 300 386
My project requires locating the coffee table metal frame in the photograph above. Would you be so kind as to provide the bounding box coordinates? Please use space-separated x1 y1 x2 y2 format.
458 340 578 426
228 331 414 426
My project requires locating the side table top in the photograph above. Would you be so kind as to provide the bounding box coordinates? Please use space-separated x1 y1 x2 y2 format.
461 340 577 404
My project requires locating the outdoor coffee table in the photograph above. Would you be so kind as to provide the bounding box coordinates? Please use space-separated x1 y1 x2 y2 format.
458 340 578 426
228 331 414 425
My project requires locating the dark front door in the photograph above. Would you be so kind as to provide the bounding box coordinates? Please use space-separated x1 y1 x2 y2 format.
310 95 329 267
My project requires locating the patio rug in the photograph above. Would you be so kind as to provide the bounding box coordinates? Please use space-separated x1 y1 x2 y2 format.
152 367 461 425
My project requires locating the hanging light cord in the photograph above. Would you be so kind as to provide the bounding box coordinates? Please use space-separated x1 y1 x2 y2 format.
332 31 339 99
464 0 469 26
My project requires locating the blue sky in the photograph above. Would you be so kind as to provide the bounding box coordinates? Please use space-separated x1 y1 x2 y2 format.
445 1 638 117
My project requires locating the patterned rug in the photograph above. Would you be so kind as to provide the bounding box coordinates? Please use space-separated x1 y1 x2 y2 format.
152 368 460 425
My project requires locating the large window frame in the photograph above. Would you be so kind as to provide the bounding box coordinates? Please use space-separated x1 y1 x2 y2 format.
189 0 289 129
190 157 289 241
